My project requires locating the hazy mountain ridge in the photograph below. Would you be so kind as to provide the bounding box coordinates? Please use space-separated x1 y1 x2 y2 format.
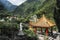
0 0 17 11
0 0 27 11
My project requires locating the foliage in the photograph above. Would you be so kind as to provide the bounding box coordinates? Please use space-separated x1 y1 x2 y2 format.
0 0 56 30
23 29 38 40
17 0 56 22
0 21 19 29
23 29 37 37
0 0 56 22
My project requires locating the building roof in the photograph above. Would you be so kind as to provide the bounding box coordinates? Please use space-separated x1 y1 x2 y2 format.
29 14 56 28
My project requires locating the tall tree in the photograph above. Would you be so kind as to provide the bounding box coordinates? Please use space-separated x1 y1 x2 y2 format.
54 0 60 32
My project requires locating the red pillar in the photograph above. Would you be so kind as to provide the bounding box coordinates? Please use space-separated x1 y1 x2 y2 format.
34 28 37 34
46 28 48 36
41 28 42 33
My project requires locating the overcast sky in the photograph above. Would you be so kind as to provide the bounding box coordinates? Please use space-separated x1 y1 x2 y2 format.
7 0 27 6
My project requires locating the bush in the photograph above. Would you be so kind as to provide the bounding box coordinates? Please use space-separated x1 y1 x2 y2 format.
23 29 38 40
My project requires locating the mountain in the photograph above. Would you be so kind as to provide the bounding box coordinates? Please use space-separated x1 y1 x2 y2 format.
13 0 56 20
0 0 56 22
14 0 46 16
0 0 57 31
0 0 27 11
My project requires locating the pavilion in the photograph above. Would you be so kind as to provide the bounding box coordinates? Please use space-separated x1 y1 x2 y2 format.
29 14 56 36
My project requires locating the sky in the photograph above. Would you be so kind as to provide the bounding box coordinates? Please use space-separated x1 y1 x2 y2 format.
7 0 27 6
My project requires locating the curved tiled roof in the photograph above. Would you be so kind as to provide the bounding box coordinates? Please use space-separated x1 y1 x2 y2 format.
29 14 56 28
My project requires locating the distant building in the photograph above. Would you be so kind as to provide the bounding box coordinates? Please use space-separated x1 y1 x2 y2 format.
0 0 27 11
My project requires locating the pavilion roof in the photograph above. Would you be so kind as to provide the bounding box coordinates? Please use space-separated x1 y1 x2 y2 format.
29 15 56 28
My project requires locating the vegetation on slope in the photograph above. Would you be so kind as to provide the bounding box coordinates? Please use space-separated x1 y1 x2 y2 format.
0 0 56 26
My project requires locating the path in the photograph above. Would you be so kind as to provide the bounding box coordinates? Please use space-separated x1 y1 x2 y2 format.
37 33 60 40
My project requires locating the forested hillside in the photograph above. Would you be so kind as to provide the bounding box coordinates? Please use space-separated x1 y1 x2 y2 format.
14 0 56 21
0 0 56 21
0 0 56 24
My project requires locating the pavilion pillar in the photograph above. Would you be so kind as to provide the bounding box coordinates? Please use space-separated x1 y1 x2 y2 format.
34 28 37 34
51 27 53 35
46 28 48 36
41 28 42 33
